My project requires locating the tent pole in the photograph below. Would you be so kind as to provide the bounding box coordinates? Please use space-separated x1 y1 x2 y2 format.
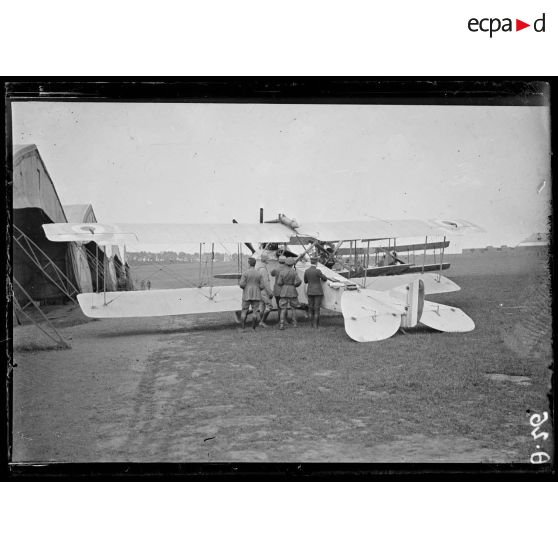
95 244 99 292
103 252 106 304
14 297 67 347
13 278 70 348
14 225 79 299
422 236 428 273
13 231 78 302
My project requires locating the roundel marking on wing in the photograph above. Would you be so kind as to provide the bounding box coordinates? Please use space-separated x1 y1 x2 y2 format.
71 224 107 235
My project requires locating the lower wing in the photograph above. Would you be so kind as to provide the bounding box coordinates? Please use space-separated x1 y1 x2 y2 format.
77 286 241 318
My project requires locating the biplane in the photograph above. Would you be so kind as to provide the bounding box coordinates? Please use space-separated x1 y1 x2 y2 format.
42 213 483 342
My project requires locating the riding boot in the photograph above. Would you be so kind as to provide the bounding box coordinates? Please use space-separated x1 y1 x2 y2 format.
291 308 298 328
240 310 248 331
308 308 315 328
260 309 270 327
314 309 320 328
252 311 260 329
279 309 286 330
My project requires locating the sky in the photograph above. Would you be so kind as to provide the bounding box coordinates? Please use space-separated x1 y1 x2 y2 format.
11 101 551 252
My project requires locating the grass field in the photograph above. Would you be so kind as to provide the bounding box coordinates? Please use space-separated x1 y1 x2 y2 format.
11 251 553 464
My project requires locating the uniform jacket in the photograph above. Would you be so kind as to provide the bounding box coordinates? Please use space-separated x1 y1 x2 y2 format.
304 265 327 296
270 264 286 296
258 265 273 298
277 267 302 298
239 267 264 301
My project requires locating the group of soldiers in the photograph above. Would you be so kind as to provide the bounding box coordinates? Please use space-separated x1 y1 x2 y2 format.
138 279 151 290
238 254 329 331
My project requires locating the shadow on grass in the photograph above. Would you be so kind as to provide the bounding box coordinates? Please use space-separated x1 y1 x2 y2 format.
91 312 348 339
87 315 450 342
14 342 71 352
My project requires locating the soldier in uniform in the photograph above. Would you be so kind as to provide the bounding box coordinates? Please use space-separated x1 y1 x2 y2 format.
304 256 328 328
258 253 274 327
276 257 302 330
239 256 265 330
270 254 287 318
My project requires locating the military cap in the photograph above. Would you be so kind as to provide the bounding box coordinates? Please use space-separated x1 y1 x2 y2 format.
248 257 257 265
310 256 318 264
278 255 287 263
286 257 295 266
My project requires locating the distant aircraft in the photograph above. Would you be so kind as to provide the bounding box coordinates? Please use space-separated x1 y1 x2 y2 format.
43 213 483 342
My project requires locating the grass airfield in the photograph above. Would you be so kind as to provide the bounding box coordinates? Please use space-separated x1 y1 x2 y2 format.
11 251 553 464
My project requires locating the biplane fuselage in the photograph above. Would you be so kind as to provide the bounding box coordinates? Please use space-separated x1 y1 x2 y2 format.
42 215 481 342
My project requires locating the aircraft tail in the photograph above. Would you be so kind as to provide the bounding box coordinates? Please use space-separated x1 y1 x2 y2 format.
340 290 402 342
419 301 475 332
399 278 425 328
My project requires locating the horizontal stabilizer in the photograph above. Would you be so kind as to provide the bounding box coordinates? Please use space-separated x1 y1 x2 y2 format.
419 301 475 333
357 273 461 295
341 290 402 342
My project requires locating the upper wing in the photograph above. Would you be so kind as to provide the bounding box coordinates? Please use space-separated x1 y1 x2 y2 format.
43 222 295 245
297 219 484 242
43 218 483 245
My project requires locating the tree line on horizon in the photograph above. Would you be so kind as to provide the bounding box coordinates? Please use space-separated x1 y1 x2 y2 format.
127 251 241 264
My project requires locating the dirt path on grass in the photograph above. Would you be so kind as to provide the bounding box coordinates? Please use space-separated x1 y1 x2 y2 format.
11 301 552 463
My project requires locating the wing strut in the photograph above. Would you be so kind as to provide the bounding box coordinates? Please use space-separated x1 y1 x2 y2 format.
437 236 446 282
199 243 203 287
210 243 215 296
293 235 320 264
363 240 370 287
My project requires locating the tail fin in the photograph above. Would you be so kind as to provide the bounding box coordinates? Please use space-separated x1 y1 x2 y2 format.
400 278 425 328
